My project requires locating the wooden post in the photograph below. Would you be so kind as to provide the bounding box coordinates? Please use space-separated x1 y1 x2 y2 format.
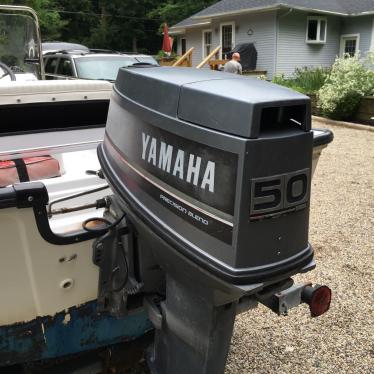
172 48 194 67
209 59 229 70
196 46 221 69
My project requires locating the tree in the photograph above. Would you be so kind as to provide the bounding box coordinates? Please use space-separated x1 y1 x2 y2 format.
2 0 66 40
148 0 216 27
85 0 162 53
1 1 218 53
54 0 96 43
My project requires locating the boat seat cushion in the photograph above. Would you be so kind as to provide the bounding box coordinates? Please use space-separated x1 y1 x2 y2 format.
0 156 60 187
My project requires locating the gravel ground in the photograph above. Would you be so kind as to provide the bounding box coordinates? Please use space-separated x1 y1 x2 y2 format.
64 123 371 374
128 123 373 374
226 124 374 374
4 125 372 374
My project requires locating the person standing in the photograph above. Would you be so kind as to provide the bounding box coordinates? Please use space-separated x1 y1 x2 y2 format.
223 52 242 74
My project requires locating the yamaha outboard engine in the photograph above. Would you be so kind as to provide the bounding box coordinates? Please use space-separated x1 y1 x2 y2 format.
96 67 332 374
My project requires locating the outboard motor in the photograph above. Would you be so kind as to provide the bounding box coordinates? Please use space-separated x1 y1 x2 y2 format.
96 67 331 374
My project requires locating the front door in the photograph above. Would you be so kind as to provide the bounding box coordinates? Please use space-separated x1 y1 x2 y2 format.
203 30 212 58
340 34 360 57
181 38 186 55
221 23 235 58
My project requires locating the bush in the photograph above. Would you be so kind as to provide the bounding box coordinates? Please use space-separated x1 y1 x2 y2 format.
156 50 179 60
318 53 374 120
293 67 330 93
272 74 304 93
272 67 329 94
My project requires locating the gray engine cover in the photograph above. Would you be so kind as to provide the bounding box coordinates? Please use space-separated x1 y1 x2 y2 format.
99 67 314 284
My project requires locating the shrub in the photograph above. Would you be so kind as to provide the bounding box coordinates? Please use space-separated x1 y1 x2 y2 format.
293 67 330 93
318 53 374 120
156 50 178 60
272 74 306 93
272 67 329 94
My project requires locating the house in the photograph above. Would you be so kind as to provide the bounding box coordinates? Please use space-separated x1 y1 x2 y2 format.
169 0 374 78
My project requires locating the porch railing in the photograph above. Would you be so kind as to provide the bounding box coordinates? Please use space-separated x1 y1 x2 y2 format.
196 46 221 69
172 47 195 67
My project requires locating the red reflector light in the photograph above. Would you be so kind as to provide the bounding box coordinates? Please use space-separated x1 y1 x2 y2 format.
302 285 332 317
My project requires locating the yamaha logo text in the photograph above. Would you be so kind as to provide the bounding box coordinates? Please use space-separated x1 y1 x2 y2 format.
141 132 216 193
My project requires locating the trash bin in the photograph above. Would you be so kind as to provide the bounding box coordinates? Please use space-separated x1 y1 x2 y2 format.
96 67 332 374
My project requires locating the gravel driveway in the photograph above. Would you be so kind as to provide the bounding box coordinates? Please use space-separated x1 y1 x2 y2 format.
123 123 373 374
3 125 372 374
226 123 374 374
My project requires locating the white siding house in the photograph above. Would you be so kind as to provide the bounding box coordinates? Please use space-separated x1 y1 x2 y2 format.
276 11 342 76
340 16 374 57
170 0 374 78
177 11 277 74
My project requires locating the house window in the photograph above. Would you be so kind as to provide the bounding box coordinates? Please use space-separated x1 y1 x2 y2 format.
181 38 187 55
340 34 360 57
220 22 235 58
306 17 327 44
202 30 212 57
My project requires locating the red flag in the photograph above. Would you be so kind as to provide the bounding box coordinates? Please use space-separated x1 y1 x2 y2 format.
162 23 172 53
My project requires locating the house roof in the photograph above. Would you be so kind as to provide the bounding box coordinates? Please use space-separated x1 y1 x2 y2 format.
171 16 212 31
170 0 374 30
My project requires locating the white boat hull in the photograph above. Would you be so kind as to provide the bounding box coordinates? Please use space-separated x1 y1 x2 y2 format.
0 149 109 325
0 80 113 326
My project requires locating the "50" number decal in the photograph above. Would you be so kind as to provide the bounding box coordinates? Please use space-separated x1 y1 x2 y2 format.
250 169 310 218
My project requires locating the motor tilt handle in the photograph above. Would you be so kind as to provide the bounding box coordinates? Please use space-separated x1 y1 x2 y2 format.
0 182 107 245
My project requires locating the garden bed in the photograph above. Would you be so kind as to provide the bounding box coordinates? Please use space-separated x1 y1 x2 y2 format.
273 55 374 125
356 96 374 125
309 94 374 125
308 93 321 116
